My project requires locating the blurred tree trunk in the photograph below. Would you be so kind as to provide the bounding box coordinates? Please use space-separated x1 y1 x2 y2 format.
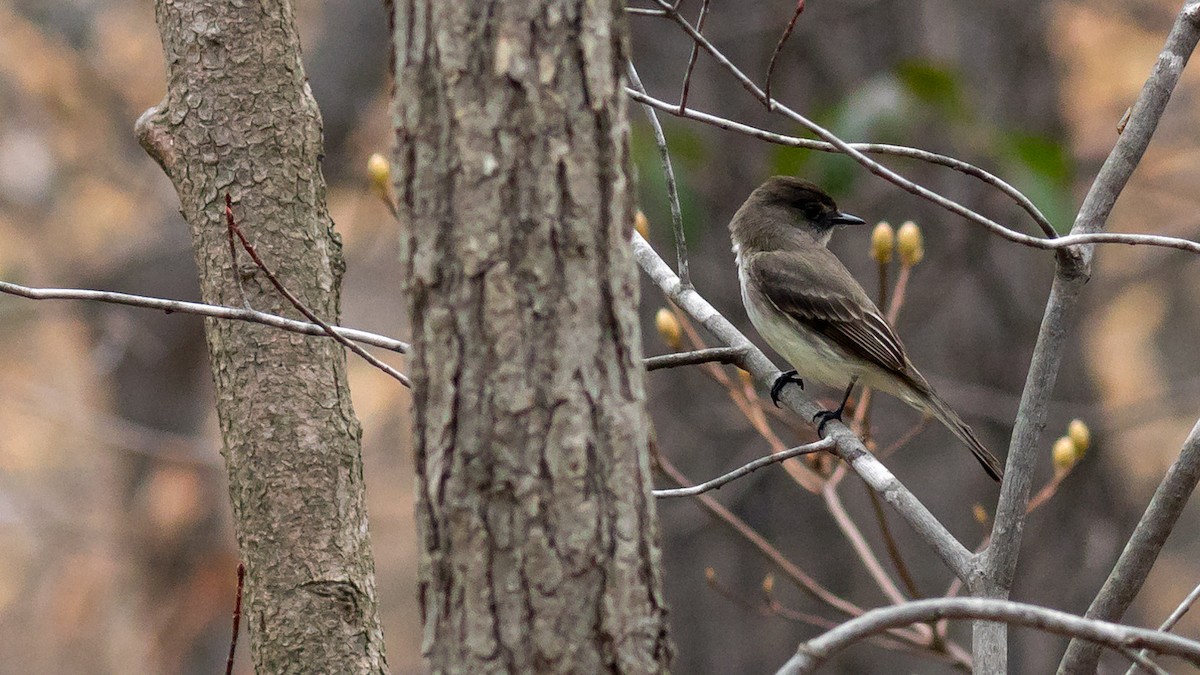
136 1 388 672
392 1 673 672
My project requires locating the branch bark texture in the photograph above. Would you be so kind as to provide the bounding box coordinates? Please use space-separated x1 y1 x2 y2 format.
138 1 387 672
393 1 672 672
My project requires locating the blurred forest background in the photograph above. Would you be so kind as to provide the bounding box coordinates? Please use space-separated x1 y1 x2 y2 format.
0 0 1197 672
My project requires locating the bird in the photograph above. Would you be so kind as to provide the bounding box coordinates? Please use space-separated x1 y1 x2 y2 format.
729 176 1004 482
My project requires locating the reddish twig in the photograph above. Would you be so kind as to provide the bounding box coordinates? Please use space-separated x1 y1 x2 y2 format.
764 0 806 112
224 194 411 388
678 0 711 112
225 562 246 675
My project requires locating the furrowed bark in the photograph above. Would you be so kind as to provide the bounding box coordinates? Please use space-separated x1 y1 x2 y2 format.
393 1 672 672
138 1 387 672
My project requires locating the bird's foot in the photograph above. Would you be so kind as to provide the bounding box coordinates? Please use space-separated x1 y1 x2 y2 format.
812 407 845 437
770 370 804 407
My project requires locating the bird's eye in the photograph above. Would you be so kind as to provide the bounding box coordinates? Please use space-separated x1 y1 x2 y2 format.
803 204 824 221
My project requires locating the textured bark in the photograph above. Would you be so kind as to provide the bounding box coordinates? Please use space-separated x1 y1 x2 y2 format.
137 1 387 672
393 1 672 672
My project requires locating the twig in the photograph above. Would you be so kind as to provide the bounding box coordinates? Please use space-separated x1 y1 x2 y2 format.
864 486 921 599
645 346 747 371
775 598 1200 675
626 7 668 17
678 0 710 112
1060 420 1200 672
0 281 409 353
626 88 1057 238
225 562 245 675
1124 581 1200 675
224 195 412 388
628 64 691 289
653 438 833 497
632 231 975 581
764 0 805 112
1119 646 1170 675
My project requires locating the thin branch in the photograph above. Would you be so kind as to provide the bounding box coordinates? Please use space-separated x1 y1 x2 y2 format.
764 0 805 112
632 231 975 581
626 7 668 17
985 5 1200 669
626 88 1057 238
1120 646 1171 675
0 280 410 353
225 562 246 675
645 346 747 371
678 0 710 112
1059 420 1200 673
775 598 1200 675
1125 581 1200 675
225 195 412 388
654 438 833 497
628 64 691 289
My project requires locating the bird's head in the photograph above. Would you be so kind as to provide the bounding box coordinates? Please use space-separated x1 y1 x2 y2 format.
742 176 865 246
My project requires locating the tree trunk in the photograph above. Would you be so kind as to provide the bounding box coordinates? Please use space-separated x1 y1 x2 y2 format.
392 1 673 672
137 1 388 672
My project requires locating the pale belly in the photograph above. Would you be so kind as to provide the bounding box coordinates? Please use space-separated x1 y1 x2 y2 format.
738 263 910 400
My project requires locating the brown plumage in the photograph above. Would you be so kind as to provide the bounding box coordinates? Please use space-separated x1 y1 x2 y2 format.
732 176 1004 482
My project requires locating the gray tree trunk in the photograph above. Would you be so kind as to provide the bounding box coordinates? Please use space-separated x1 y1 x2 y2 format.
392 1 673 672
137 1 388 672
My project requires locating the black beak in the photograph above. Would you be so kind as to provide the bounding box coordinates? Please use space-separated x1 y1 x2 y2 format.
831 212 866 226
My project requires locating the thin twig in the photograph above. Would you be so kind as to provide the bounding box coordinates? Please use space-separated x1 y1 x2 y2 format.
1119 646 1170 675
626 88 1057 238
775 598 1200 675
865 486 921 599
654 438 833 497
225 562 245 675
1124 581 1200 675
225 195 412 388
764 0 805 112
645 346 747 371
0 281 409 353
626 7 668 17
678 0 710 112
628 64 691 288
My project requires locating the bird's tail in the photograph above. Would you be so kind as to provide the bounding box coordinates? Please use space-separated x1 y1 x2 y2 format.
921 390 1005 483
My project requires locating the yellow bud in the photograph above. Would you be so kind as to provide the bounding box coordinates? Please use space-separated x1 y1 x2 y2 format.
655 308 683 350
762 574 775 595
634 210 650 239
972 503 989 524
1052 436 1076 473
737 368 753 388
1068 419 1090 458
871 221 895 264
897 220 924 267
367 153 391 195
705 567 716 583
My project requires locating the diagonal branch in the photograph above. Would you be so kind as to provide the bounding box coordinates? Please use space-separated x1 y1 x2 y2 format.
653 438 833 497
632 231 975 581
1059 420 1200 673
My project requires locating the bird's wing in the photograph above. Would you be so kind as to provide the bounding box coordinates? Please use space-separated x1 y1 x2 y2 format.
748 250 912 378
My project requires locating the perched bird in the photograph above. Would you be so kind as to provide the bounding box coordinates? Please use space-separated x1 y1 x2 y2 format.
730 176 1004 482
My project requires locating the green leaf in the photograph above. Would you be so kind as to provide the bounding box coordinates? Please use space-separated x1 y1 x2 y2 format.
895 60 967 119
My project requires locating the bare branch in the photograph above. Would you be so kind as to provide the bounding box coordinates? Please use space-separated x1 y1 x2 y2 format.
632 231 975 580
628 64 691 289
0 280 409 353
981 4 1200 668
764 0 805 111
775 598 1200 675
1059 420 1200 673
226 195 412 388
653 438 833 497
626 88 1057 238
1124 581 1200 675
645 346 748 371
677 0 710 112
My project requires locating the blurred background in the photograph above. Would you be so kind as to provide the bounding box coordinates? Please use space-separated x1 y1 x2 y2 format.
0 0 1196 672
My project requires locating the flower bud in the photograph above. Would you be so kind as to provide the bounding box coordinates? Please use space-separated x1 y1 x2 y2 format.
367 153 391 195
737 368 753 389
972 503 989 525
871 221 895 264
655 308 683 350
634 210 650 239
762 574 775 595
705 567 716 583
1052 436 1076 473
897 220 924 267
1068 419 1090 458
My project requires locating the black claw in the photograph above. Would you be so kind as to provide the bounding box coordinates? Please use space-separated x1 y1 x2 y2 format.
770 370 804 407
814 378 858 437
